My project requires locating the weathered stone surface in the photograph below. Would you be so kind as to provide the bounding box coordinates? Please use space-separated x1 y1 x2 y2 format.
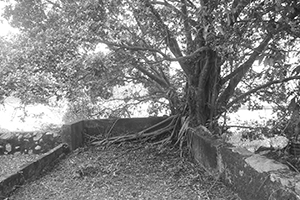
5 144 11 153
190 130 300 200
189 127 219 176
84 117 168 139
61 117 168 150
245 154 289 173
0 143 70 199
0 133 15 140
0 130 62 155
61 121 84 150
33 132 43 141
34 145 41 151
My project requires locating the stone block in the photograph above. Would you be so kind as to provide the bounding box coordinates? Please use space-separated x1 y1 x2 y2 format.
190 129 300 200
61 121 84 150
84 117 168 139
189 128 219 175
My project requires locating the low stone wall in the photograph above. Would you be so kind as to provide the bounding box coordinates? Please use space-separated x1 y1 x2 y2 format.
61 117 168 150
0 117 167 199
0 130 62 155
84 117 168 137
5 117 297 200
189 126 300 200
0 143 70 199
0 117 168 154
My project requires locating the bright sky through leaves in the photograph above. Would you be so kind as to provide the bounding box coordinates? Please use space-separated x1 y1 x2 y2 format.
0 2 18 36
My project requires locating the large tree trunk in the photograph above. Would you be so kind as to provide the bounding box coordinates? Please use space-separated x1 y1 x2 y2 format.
186 49 222 130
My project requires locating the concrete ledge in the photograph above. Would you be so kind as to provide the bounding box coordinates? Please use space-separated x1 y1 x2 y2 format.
189 127 300 200
61 117 168 150
0 143 70 199
61 121 84 150
84 117 168 138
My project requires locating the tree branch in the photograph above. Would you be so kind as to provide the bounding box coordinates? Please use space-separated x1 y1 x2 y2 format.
228 0 252 26
134 64 170 88
181 0 193 54
44 0 62 9
217 33 273 111
145 0 183 58
99 39 209 62
149 0 198 27
227 75 300 109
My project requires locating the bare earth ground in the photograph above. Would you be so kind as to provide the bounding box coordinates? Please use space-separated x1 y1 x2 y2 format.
8 142 240 200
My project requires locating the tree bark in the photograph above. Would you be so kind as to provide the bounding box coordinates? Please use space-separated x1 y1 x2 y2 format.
186 49 221 129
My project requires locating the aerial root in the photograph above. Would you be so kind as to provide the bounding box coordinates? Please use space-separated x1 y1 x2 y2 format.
91 115 190 147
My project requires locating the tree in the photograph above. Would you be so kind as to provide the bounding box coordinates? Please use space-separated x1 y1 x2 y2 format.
1 0 300 134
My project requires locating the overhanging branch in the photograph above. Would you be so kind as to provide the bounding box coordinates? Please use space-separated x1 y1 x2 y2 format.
99 39 209 62
134 64 170 88
227 75 300 109
217 33 273 111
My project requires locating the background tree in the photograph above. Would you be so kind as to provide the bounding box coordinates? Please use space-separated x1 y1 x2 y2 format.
1 0 300 134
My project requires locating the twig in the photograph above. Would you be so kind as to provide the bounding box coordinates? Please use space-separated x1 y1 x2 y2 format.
206 173 221 194
106 118 120 138
225 125 262 129
255 175 269 198
94 125 175 145
285 160 300 173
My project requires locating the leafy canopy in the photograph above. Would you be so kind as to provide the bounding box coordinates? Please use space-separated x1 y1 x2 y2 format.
1 0 300 128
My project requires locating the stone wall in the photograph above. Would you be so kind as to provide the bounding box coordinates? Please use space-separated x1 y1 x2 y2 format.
189 126 300 200
0 130 62 155
84 117 169 138
0 117 167 199
0 117 168 154
4 117 300 199
61 117 168 150
0 143 70 198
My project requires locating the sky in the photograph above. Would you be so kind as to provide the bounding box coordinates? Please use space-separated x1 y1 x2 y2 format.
0 3 60 131
0 97 66 131
0 2 18 36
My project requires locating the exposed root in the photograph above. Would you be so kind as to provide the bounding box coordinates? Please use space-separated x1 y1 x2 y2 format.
91 115 187 147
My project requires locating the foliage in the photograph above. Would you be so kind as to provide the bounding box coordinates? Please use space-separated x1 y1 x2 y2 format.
1 0 300 134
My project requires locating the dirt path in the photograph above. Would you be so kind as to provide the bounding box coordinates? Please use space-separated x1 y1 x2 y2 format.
8 142 240 200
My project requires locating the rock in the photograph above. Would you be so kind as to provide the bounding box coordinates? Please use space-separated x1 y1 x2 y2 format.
35 145 41 151
17 135 23 140
5 143 12 152
33 132 43 141
245 154 289 173
270 135 289 150
24 132 32 138
46 131 54 135
0 132 14 140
